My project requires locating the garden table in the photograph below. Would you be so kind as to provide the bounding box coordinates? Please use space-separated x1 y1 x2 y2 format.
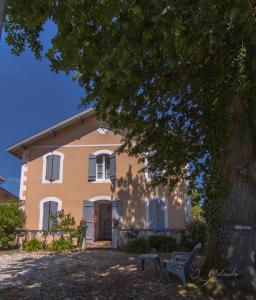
137 254 161 272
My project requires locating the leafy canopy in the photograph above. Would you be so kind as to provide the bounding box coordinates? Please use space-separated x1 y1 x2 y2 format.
4 1 256 189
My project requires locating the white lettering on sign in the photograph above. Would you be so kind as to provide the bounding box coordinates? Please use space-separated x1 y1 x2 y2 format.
234 225 252 231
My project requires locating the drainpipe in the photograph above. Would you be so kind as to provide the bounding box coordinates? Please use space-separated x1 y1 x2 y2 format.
0 0 6 42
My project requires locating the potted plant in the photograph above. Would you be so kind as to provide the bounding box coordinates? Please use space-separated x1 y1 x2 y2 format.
112 219 119 228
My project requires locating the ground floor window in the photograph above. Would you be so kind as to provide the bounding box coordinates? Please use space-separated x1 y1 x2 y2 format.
42 201 58 231
148 198 167 230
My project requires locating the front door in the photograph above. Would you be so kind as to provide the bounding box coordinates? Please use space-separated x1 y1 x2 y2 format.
84 199 120 243
97 202 112 240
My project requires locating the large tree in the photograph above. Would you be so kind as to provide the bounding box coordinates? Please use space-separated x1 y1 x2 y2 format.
0 0 6 40
3 0 256 291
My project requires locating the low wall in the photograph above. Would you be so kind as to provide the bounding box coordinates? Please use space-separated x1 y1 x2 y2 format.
18 230 77 247
118 228 183 247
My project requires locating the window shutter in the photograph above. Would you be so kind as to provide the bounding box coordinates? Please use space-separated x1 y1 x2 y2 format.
49 201 58 230
112 199 121 220
110 153 116 182
148 170 155 180
42 201 50 231
83 200 94 243
157 198 165 230
51 155 60 182
45 155 54 181
88 154 96 181
148 199 157 230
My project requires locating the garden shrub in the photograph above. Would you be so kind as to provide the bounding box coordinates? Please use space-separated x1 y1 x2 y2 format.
180 221 207 251
0 201 26 248
148 235 177 253
127 228 139 239
25 238 44 252
125 238 150 254
50 210 76 236
48 237 72 252
76 220 87 247
192 204 204 222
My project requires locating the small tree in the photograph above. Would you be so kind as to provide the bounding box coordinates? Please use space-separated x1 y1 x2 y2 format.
76 219 87 247
50 210 76 237
0 201 25 248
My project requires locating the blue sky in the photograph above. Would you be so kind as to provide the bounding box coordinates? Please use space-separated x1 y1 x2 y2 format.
0 22 85 195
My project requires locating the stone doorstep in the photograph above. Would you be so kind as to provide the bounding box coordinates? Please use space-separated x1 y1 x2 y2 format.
85 240 112 249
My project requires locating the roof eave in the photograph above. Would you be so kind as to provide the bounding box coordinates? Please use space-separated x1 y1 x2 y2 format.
7 108 95 159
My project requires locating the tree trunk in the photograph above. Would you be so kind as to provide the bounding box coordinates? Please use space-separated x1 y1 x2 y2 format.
220 95 256 292
0 0 6 42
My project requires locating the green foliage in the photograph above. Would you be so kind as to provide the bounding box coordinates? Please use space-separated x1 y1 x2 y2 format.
48 237 72 252
0 201 25 248
148 235 177 253
25 238 44 252
50 210 75 234
180 221 207 251
76 220 87 247
125 238 151 254
192 204 204 222
189 188 204 206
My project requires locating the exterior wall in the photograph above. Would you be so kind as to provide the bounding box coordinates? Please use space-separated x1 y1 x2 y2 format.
22 115 188 231
19 150 29 203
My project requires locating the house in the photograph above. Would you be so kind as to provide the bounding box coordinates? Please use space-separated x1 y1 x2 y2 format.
0 176 19 203
0 175 6 184
7 108 191 246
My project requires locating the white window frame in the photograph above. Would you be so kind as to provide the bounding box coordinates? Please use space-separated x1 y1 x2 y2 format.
42 151 64 184
144 157 156 182
145 196 169 230
93 149 113 183
39 197 62 230
144 156 165 182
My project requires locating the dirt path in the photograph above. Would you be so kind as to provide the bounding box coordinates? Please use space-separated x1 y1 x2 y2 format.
0 250 227 299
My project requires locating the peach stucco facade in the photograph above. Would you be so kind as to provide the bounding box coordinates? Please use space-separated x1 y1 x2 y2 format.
9 111 190 238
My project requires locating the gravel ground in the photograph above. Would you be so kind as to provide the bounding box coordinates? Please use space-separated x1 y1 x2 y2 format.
0 250 250 300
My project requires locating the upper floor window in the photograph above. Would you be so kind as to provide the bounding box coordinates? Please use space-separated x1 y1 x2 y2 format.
96 155 110 180
42 151 64 184
144 154 164 181
88 150 116 183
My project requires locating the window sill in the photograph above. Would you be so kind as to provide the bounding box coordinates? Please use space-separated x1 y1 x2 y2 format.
42 180 63 184
92 180 111 184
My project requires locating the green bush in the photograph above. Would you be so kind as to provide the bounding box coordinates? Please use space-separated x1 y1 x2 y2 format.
125 238 151 254
25 239 44 252
149 235 177 253
0 201 26 248
76 220 87 247
48 237 72 252
192 204 204 222
50 210 76 235
180 221 207 251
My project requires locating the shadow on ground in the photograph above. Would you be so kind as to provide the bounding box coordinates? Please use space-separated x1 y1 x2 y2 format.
0 250 253 300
